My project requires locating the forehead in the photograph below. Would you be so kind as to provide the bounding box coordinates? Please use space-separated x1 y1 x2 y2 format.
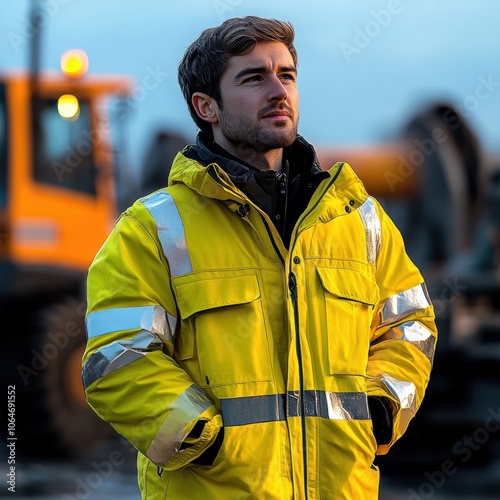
225 41 295 74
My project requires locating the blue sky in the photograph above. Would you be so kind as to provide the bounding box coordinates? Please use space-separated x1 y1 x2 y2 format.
2 0 500 176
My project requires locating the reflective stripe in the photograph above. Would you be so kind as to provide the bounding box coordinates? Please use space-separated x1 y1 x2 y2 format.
221 394 286 426
375 321 435 364
381 283 432 326
221 391 369 426
142 190 192 277
82 331 162 389
147 385 213 464
358 197 381 264
291 391 370 421
379 373 416 435
86 305 172 342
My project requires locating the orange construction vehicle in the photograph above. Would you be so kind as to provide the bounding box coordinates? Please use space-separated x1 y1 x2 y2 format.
0 48 133 455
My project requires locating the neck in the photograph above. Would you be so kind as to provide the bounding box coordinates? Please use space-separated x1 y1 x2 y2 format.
213 136 283 171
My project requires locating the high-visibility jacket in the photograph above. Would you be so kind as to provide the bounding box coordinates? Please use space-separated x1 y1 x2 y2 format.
82 150 437 500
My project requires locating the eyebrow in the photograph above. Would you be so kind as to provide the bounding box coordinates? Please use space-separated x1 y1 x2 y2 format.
233 65 297 82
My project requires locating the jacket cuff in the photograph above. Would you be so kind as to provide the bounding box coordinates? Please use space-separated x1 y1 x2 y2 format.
191 426 224 466
164 415 222 470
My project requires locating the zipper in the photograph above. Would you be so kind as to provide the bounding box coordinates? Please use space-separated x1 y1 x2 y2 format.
284 165 343 500
288 271 308 500
274 160 289 240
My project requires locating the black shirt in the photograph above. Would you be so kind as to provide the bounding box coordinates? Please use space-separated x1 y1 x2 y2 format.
183 132 329 248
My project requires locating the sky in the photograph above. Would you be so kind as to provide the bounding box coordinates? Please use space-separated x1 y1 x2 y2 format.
2 0 500 178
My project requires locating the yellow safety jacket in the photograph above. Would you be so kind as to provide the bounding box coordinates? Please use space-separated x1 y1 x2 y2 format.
82 151 437 500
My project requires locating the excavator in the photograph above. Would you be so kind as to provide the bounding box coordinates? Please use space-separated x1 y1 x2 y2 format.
0 33 133 454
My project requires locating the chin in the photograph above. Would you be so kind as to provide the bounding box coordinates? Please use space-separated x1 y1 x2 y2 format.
268 126 297 146
276 131 297 148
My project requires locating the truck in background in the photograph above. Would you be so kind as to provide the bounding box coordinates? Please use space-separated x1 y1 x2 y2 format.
0 45 133 455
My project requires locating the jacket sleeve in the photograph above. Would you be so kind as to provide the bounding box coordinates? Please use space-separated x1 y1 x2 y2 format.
81 200 223 470
366 198 438 455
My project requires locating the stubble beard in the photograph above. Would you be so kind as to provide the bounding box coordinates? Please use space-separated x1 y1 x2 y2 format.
219 107 298 155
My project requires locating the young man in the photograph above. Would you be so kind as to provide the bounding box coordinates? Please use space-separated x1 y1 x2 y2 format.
82 16 437 499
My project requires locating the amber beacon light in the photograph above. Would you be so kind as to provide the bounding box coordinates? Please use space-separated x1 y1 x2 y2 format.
60 49 89 79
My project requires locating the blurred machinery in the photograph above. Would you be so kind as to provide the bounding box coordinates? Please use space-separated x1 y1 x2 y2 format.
350 103 500 493
318 102 500 493
0 13 133 455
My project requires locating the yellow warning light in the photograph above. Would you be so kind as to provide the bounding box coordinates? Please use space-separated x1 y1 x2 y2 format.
60 49 88 78
57 94 80 121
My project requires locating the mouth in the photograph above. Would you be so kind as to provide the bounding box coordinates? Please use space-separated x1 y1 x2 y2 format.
261 109 292 123
262 110 291 119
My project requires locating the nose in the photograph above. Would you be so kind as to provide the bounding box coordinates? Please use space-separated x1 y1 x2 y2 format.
267 75 288 102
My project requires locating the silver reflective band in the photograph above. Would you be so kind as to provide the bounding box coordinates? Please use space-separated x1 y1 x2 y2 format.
221 394 285 426
290 391 370 421
381 283 431 326
357 197 381 264
221 391 369 427
143 190 192 278
86 305 172 342
82 330 162 389
379 373 416 434
380 321 435 364
147 385 213 464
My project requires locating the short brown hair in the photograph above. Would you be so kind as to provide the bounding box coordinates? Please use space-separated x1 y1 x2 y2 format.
178 16 297 134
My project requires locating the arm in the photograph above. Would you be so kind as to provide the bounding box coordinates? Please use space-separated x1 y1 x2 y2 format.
366 199 438 455
82 201 222 469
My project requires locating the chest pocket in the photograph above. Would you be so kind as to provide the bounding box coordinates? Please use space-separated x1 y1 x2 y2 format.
173 270 273 388
317 266 379 375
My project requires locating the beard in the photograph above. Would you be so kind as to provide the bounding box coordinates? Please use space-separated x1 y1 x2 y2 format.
217 104 298 154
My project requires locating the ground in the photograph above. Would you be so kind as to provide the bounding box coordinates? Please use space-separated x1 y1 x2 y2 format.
1 434 499 499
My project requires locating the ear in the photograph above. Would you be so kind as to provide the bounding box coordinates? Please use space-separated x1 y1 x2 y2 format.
191 92 219 124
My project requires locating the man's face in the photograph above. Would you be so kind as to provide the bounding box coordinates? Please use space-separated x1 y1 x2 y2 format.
214 41 299 154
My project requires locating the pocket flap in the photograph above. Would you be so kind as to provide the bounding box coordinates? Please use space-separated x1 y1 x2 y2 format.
317 266 379 305
174 271 261 319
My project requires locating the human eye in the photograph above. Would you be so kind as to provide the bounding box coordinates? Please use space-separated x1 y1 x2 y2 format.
242 74 262 83
280 73 296 83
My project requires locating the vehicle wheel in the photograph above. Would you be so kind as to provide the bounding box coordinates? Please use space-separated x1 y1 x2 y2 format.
399 101 482 273
7 295 116 458
38 296 116 455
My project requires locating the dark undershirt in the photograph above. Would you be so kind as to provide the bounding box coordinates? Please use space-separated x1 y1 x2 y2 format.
185 133 329 248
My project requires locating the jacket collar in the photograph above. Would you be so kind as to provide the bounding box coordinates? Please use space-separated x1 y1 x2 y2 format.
168 132 368 223
183 132 326 183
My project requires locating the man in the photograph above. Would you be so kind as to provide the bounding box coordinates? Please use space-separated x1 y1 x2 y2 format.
82 16 437 499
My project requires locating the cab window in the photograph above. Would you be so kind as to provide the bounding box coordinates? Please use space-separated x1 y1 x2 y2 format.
32 95 97 195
